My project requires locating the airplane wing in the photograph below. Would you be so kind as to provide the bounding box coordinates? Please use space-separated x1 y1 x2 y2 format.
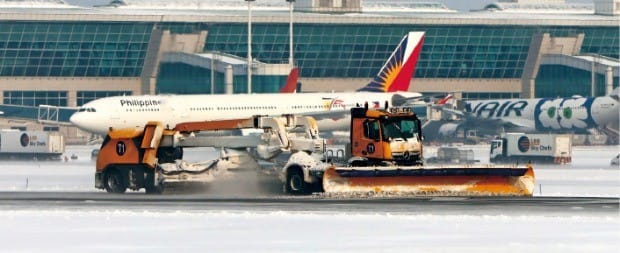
441 117 531 131
438 107 465 118
390 93 427 106
300 109 350 121
496 118 536 132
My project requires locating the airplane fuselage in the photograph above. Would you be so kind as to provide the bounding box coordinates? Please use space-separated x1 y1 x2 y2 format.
71 32 426 135
70 92 421 134
464 96 619 132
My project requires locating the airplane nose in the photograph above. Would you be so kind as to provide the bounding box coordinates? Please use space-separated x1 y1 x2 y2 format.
69 112 84 127
70 111 108 134
70 112 95 132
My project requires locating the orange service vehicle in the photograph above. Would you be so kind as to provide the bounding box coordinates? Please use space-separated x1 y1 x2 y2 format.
283 105 535 197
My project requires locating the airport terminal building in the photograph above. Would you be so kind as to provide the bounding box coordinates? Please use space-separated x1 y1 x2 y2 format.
0 0 618 141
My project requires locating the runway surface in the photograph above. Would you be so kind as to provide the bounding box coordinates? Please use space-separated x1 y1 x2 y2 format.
1 145 617 215
2 145 618 252
1 192 617 215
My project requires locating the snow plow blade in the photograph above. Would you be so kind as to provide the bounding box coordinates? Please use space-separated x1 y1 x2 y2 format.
322 165 535 197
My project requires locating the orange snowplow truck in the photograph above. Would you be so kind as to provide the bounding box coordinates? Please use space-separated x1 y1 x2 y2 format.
319 106 536 197
349 106 424 166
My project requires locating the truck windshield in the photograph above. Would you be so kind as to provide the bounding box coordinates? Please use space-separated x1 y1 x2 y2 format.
381 119 419 141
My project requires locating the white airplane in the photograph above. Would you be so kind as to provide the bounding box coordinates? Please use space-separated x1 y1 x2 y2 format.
70 32 425 134
434 89 620 138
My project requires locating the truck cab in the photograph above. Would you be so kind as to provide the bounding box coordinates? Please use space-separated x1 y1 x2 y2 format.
489 139 505 162
350 107 423 166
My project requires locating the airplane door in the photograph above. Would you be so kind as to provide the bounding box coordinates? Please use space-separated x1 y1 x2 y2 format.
173 102 189 120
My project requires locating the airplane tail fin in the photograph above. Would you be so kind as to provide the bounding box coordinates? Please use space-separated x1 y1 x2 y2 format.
436 94 454 105
279 68 299 93
357 31 425 93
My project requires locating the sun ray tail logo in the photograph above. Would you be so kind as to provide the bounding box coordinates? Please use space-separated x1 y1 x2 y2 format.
358 31 424 93
322 98 345 110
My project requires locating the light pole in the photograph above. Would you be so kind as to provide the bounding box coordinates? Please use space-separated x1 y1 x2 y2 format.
246 0 255 94
210 54 214 94
286 0 295 67
590 54 603 97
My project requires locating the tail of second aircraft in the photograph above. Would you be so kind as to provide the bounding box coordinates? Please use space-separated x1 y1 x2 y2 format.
279 68 299 93
436 94 454 105
357 31 425 93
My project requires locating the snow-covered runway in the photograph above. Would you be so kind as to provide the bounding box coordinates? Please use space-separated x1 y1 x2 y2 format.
0 145 618 252
1 209 617 253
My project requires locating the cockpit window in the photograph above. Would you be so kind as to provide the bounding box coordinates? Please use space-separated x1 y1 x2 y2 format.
78 108 96 112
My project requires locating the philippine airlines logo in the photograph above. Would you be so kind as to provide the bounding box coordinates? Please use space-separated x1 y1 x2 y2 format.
331 99 344 109
517 136 530 153
322 98 346 110
116 141 127 156
20 133 29 147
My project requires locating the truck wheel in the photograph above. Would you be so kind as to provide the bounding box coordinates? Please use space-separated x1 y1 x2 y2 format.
145 183 164 194
157 147 183 164
312 181 324 193
104 169 126 194
286 167 309 195
145 170 164 194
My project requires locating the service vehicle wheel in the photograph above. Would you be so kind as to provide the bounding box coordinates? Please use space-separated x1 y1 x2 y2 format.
157 147 183 164
286 167 309 195
145 183 164 194
145 170 164 194
104 169 127 194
